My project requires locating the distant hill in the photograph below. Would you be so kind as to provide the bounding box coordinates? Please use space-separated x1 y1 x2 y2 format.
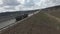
0 9 39 22
0 9 39 17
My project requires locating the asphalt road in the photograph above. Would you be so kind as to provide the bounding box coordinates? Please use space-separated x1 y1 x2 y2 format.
0 19 16 29
0 14 30 29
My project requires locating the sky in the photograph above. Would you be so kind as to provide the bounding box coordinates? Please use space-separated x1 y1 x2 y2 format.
0 0 60 13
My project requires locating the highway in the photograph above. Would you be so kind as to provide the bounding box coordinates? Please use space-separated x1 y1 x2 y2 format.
0 19 16 29
0 11 39 31
0 14 32 29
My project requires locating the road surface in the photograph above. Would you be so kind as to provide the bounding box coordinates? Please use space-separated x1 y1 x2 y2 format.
0 19 16 30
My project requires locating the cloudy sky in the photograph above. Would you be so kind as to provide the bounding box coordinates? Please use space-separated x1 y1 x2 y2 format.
0 0 60 13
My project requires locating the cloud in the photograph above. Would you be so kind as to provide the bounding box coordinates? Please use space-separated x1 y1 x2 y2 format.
17 0 25 4
0 0 60 13
33 0 59 9
23 0 35 7
3 0 20 6
0 0 3 5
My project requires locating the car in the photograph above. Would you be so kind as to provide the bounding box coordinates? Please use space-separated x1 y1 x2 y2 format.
15 14 28 22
